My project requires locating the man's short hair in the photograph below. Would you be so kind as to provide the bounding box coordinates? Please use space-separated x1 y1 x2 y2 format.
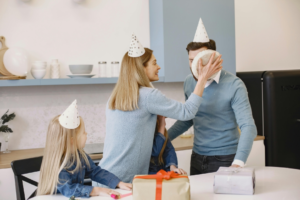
186 39 216 53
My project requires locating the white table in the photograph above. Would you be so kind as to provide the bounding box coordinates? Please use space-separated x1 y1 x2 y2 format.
31 167 300 200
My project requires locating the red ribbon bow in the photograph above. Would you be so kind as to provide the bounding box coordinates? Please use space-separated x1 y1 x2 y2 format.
134 170 188 200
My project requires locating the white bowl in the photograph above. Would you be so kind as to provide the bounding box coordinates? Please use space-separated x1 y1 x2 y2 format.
31 69 46 79
32 65 47 69
69 65 93 74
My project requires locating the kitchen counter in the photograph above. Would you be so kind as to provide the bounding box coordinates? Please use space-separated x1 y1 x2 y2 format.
0 135 264 169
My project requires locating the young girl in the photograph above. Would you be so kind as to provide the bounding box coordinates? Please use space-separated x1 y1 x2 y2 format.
37 100 132 198
149 116 186 175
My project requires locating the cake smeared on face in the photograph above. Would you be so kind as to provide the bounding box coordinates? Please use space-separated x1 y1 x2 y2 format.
190 49 221 81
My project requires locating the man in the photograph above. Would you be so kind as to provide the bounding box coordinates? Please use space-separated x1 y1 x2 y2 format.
168 18 257 175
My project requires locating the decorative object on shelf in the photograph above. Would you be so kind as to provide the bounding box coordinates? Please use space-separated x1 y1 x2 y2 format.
112 61 120 77
106 62 113 77
68 65 94 79
98 61 106 78
50 59 60 79
0 75 26 80
67 74 95 79
0 36 14 76
31 61 47 79
180 126 193 138
69 65 92 74
0 110 16 153
3 47 28 76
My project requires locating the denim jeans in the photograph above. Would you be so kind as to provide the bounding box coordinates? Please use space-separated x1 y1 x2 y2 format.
190 151 235 175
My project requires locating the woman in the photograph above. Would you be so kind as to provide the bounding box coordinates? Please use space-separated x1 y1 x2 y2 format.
95 34 222 186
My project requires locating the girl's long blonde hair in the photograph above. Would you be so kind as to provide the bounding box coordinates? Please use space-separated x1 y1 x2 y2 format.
37 115 89 196
109 48 153 111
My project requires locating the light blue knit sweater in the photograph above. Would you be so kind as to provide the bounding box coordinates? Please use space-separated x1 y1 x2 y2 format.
168 70 257 163
98 87 202 185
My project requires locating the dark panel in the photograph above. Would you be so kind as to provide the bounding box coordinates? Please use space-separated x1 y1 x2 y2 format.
237 71 265 136
263 70 300 169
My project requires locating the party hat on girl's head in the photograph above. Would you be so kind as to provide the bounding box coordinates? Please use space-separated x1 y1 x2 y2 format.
128 33 145 57
193 18 210 43
59 100 80 129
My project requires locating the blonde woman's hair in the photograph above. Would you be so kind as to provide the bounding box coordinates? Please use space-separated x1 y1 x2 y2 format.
37 115 90 196
109 48 153 111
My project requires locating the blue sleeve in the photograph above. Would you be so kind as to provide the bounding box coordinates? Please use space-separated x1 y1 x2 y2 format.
163 139 178 168
152 133 166 157
85 154 121 189
146 89 202 121
168 120 193 141
57 169 93 198
231 80 258 163
168 82 194 141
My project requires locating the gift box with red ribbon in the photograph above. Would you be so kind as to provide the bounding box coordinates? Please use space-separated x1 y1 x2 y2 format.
132 170 190 200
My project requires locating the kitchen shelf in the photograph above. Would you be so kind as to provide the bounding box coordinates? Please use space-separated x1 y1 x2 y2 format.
0 77 165 87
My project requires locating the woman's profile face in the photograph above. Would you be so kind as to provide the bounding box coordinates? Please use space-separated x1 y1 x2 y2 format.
144 54 161 82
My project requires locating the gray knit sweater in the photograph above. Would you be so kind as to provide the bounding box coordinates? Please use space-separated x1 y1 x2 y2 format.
96 87 202 186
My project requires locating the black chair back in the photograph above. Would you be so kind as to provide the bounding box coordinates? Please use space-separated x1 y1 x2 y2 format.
11 156 43 200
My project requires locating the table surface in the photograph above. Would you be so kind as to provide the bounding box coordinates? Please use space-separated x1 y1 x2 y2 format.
0 135 265 169
31 167 300 200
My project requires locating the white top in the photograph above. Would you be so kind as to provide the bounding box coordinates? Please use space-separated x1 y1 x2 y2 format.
31 167 300 200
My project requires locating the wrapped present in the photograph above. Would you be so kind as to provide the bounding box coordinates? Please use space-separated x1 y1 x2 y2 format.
133 170 190 200
214 167 255 195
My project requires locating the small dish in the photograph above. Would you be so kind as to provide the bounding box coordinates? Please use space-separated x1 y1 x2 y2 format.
67 74 95 79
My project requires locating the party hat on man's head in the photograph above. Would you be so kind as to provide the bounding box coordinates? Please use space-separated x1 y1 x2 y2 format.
193 18 210 43
59 100 80 129
128 33 145 57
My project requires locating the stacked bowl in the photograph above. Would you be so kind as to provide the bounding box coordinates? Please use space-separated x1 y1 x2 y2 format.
31 61 47 79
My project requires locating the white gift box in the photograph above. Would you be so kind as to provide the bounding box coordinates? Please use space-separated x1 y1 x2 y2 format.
213 167 255 195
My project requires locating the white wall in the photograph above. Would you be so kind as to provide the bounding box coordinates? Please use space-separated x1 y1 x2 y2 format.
235 0 300 72
0 82 184 151
0 0 150 78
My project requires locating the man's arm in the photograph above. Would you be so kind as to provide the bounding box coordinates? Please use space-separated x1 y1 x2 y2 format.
168 120 193 141
231 80 258 166
168 81 194 141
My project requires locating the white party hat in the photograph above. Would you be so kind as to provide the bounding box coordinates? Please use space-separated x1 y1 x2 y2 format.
193 18 210 43
59 100 80 129
128 33 145 57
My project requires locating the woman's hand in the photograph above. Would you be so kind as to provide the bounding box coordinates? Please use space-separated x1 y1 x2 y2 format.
117 182 133 190
90 187 120 197
170 165 187 175
157 115 166 136
198 52 223 82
